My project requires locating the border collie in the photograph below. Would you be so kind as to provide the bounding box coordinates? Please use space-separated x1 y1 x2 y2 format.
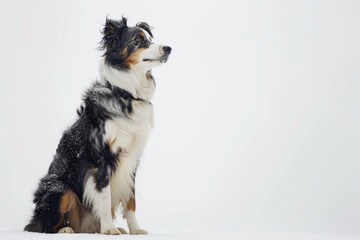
24 17 171 235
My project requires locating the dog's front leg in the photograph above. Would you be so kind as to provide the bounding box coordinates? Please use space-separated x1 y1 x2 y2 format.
84 172 121 235
124 196 148 235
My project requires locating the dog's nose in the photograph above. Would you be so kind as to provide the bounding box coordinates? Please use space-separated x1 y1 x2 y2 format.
163 46 172 54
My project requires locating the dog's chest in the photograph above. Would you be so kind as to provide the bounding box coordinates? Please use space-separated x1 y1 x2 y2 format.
104 102 154 154
104 102 154 205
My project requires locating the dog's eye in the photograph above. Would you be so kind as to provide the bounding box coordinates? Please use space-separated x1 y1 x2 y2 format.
134 38 141 46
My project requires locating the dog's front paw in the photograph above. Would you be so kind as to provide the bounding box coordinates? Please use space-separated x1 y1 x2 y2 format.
102 228 122 235
130 229 148 235
117 227 128 234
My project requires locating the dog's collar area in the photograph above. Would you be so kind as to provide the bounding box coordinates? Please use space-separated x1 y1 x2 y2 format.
104 80 151 104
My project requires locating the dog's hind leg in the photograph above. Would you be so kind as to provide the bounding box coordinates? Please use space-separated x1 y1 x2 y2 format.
24 174 68 233
52 190 86 233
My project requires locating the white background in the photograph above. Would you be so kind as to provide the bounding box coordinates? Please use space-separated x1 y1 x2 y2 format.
0 0 359 237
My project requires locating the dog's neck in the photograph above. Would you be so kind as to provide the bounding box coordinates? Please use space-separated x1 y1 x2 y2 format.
98 58 155 101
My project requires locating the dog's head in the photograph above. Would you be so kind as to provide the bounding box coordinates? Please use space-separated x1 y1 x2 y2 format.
100 17 171 71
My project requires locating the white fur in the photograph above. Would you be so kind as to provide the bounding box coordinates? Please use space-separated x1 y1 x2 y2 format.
84 40 167 234
83 173 116 233
125 211 140 232
99 59 142 99
106 100 154 206
98 48 164 233
82 60 155 233
104 91 154 233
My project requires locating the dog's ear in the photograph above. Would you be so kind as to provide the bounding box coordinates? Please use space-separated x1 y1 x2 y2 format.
103 17 128 37
136 22 153 39
117 16 128 30
100 17 128 51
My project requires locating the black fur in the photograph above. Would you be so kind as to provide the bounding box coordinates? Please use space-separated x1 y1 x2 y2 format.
24 175 66 233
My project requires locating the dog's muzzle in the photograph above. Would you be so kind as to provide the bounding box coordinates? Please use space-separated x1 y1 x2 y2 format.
143 46 172 63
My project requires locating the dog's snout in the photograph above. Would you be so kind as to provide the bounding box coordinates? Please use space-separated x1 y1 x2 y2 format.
163 46 172 54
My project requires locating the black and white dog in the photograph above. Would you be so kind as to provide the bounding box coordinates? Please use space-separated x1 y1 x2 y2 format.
24 17 171 235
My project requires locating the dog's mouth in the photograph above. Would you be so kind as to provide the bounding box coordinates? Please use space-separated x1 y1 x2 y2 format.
143 54 169 63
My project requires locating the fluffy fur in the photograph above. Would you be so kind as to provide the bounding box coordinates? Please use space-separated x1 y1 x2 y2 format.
24 17 171 234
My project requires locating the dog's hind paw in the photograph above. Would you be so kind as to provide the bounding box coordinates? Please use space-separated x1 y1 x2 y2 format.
130 229 148 235
58 227 75 233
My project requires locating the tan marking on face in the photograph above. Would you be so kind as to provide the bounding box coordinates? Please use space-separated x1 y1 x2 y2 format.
120 47 128 57
139 31 145 39
124 48 145 68
127 197 136 212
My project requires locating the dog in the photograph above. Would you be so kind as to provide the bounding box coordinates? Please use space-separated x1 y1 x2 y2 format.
24 17 171 235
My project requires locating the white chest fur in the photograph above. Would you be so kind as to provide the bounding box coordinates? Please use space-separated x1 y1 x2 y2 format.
104 101 154 210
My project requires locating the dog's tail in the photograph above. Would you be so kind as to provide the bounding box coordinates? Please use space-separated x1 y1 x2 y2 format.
24 217 43 233
24 174 68 233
